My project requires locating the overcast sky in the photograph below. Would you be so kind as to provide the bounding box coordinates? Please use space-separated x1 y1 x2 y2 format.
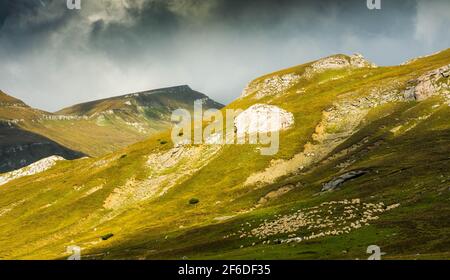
0 0 449 112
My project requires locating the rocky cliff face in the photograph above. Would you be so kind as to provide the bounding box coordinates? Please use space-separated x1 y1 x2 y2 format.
240 74 301 99
303 53 377 79
404 64 450 104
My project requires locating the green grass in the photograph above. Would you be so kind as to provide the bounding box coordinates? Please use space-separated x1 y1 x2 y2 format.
0 49 449 260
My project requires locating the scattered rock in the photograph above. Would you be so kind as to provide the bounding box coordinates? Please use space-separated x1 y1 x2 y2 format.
303 54 377 79
404 64 450 104
321 170 368 192
241 73 301 99
0 155 65 186
386 203 400 211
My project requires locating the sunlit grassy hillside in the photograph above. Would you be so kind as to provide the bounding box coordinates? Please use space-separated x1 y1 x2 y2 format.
0 49 449 260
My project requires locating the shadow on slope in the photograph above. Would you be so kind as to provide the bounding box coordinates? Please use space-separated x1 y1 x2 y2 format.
0 122 85 173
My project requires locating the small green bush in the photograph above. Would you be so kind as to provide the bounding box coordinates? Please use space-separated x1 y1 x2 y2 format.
101 233 114 240
189 198 199 205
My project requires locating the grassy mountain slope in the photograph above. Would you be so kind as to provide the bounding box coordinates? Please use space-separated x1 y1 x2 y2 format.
0 50 449 260
20 85 223 157
0 86 223 171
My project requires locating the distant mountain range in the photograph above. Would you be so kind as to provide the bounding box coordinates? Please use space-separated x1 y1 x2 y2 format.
0 86 223 172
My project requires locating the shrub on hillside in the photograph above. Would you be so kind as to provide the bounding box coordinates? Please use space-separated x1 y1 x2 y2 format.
189 198 199 205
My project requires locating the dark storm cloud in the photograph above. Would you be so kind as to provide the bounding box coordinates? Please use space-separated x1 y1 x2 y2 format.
0 0 449 111
1 1 68 36
0 0 77 55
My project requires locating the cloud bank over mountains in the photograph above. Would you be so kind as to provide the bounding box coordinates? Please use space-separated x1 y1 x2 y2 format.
0 0 449 111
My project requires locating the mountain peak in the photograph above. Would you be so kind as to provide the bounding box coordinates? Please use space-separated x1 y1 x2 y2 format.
57 85 223 117
311 53 377 71
125 85 193 97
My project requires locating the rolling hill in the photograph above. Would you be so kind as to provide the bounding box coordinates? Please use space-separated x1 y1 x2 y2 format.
0 49 449 260
0 86 223 171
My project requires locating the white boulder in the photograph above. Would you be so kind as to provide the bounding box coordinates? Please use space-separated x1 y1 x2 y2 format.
234 104 294 135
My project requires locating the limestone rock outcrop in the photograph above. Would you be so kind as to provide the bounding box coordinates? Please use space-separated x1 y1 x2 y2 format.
0 155 64 186
235 104 294 135
303 54 377 79
240 73 301 99
404 64 450 103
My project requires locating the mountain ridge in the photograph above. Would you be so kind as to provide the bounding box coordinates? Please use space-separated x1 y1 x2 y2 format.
56 85 222 116
0 85 223 170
